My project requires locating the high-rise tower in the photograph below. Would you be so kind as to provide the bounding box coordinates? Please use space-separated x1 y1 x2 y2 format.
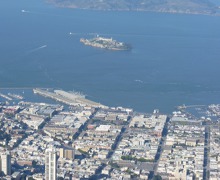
0 151 11 176
45 148 57 180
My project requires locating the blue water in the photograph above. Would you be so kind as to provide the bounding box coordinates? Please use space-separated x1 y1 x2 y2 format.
0 0 220 113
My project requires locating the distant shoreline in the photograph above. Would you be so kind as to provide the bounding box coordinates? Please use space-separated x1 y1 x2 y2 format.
46 0 220 16
69 8 220 16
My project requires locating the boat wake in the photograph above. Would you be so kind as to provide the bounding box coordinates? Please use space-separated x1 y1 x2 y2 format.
135 79 144 83
21 10 30 13
27 45 47 54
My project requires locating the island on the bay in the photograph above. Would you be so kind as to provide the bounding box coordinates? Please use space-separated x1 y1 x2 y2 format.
80 36 131 51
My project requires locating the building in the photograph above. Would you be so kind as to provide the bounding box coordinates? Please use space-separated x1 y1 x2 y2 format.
59 148 75 160
11 171 21 180
45 148 57 180
0 151 11 176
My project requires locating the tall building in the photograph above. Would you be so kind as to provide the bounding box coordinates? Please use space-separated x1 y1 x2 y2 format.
0 151 11 176
45 148 57 180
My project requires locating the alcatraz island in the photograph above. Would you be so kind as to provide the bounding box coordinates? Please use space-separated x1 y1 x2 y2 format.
80 36 131 51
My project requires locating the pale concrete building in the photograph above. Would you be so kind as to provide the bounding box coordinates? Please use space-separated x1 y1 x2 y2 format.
45 148 57 180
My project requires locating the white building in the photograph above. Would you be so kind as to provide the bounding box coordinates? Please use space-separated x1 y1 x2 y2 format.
45 148 57 180
0 151 11 176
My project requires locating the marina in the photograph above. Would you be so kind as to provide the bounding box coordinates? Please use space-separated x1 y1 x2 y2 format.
7 93 24 100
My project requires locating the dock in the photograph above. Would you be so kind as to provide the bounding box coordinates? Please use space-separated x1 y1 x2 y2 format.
0 93 13 101
33 88 106 108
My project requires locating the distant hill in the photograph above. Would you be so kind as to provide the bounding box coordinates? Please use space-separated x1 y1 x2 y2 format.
46 0 220 15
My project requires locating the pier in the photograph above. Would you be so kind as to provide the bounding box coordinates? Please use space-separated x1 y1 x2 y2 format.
0 93 13 101
33 88 106 108
177 104 206 110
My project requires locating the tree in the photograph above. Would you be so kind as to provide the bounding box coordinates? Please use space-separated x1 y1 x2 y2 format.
153 175 162 180
28 177 35 180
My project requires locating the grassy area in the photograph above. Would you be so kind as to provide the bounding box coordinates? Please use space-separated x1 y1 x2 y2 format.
121 155 154 162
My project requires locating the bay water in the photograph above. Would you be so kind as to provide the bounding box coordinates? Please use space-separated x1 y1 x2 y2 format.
0 0 220 113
